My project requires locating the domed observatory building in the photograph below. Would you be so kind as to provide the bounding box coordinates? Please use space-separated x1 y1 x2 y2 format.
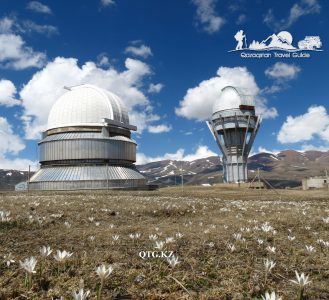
29 84 147 190
207 86 261 183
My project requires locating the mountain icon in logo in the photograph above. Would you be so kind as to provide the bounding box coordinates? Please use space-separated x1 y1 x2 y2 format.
231 30 322 52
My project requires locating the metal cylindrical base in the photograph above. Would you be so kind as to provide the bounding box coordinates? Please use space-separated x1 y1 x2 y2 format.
223 159 248 183
29 165 147 190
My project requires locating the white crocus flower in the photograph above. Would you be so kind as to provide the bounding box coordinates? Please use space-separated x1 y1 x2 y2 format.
64 221 71 228
4 253 15 267
71 288 90 300
96 264 113 281
112 235 120 241
20 256 37 274
266 246 276 254
166 255 180 268
54 250 73 262
40 246 53 257
155 241 165 250
261 291 282 300
149 234 158 241
264 259 276 273
207 242 215 248
305 245 316 253
257 239 264 245
290 271 311 287
165 237 175 243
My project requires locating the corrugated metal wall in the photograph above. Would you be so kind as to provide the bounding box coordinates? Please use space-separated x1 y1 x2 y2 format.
39 133 136 162
29 165 146 190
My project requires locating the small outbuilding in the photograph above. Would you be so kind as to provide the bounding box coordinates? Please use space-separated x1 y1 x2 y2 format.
302 176 328 190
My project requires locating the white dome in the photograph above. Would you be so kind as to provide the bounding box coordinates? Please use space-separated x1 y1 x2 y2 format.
47 84 129 130
212 86 242 113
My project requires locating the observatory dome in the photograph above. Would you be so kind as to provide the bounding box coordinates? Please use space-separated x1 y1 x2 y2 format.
29 83 149 191
47 84 129 130
213 86 252 113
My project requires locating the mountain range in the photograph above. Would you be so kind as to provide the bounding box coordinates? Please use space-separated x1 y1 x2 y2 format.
0 150 328 190
137 150 329 188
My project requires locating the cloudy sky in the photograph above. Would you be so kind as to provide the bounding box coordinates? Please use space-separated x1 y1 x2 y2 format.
0 0 328 170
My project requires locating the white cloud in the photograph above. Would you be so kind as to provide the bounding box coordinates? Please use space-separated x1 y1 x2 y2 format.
26 1 52 14
175 66 277 121
261 85 282 95
125 44 153 59
265 62 301 81
19 56 162 139
20 20 58 36
97 53 110 67
148 124 172 134
0 157 37 171
0 79 20 107
192 0 225 34
236 14 247 25
0 114 34 172
277 106 329 143
0 17 13 33
300 144 329 152
148 83 164 93
264 0 321 30
263 63 301 94
0 33 46 70
256 146 280 155
0 117 25 156
136 145 217 164
0 16 58 37
101 0 115 7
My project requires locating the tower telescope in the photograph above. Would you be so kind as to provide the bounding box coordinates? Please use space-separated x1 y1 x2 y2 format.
207 86 261 183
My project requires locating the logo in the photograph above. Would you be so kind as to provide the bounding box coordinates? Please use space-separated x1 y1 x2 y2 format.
230 30 323 59
138 250 174 259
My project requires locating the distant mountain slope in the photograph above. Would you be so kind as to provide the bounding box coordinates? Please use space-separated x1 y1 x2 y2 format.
0 170 31 190
137 150 329 188
1 150 328 190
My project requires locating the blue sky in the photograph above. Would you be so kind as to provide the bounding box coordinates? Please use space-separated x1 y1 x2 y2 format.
0 0 328 170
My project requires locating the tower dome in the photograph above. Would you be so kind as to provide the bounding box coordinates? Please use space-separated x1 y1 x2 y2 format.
212 86 255 113
47 84 129 130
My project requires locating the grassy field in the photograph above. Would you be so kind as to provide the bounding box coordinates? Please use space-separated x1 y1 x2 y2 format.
0 187 329 299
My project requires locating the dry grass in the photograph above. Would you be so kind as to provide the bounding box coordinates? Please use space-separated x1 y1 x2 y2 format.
0 186 329 299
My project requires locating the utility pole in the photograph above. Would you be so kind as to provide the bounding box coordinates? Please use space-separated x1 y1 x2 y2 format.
181 162 184 191
27 165 30 194
106 163 109 191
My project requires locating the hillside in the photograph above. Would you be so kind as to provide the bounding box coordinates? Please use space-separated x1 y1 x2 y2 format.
1 150 328 190
137 150 329 188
